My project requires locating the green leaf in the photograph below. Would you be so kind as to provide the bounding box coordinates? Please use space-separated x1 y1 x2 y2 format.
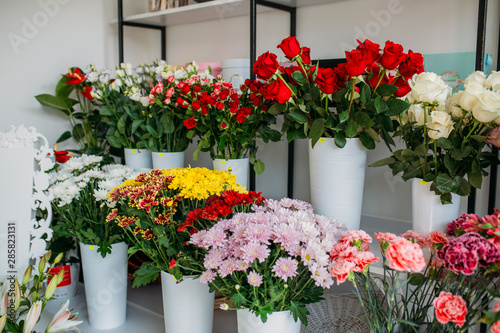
117 114 127 135
100 105 114 116
443 154 456 174
471 135 487 143
106 133 122 148
339 111 349 123
354 112 374 129
56 131 72 143
146 125 160 138
359 82 371 103
461 145 472 158
436 137 454 149
385 99 410 116
467 171 483 189
334 132 346 148
192 146 201 161
309 118 326 147
434 174 454 193
268 103 285 115
132 119 144 135
314 106 328 118
72 124 84 141
35 94 77 115
374 96 389 114
376 84 398 96
370 157 396 167
454 176 470 196
290 300 309 326
345 120 359 138
291 71 307 85
158 237 170 248
253 159 265 175
161 114 175 134
132 263 161 287
55 76 74 98
408 273 425 286
359 132 375 149
290 109 309 123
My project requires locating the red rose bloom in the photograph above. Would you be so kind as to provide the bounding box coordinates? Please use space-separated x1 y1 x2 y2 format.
236 113 247 123
201 105 209 115
398 50 424 78
380 41 406 70
221 122 227 129
184 116 197 129
191 100 201 111
392 77 411 97
314 68 338 95
253 52 279 80
356 39 381 65
262 78 292 104
367 64 393 89
277 36 301 59
345 49 367 77
301 47 311 64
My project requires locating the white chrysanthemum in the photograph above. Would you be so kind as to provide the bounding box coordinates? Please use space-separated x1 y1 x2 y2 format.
94 188 109 201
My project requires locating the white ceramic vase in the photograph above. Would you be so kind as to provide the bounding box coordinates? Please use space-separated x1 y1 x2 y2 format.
412 179 461 235
151 151 185 170
213 157 249 189
237 309 301 333
124 148 152 170
308 138 367 230
161 271 215 333
79 242 128 329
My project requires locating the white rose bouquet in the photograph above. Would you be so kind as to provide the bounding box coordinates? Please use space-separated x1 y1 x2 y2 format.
48 155 138 256
372 71 500 203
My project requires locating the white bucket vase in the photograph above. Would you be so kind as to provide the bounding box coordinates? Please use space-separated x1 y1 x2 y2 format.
308 138 367 230
412 179 461 235
237 309 301 333
80 242 128 329
124 148 152 170
213 158 249 189
152 151 185 170
161 271 215 333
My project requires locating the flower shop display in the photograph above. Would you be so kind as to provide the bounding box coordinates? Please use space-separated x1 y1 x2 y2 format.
255 37 418 229
183 75 281 186
372 71 500 233
330 210 500 332
35 67 111 159
108 167 263 333
47 155 138 329
190 198 347 332
1 251 82 333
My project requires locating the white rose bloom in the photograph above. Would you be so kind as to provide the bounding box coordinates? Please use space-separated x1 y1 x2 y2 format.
140 96 150 107
459 83 486 112
408 104 428 126
464 71 487 86
486 71 500 91
472 90 500 123
446 91 465 118
409 72 451 104
426 111 454 140
130 92 141 101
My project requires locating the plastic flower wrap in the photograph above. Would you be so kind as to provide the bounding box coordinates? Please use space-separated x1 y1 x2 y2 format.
48 155 138 256
331 217 500 332
108 167 263 285
190 198 346 325
372 71 500 203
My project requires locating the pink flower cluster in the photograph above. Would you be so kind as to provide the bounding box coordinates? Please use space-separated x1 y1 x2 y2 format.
447 211 500 246
436 232 500 275
329 230 379 284
191 198 346 288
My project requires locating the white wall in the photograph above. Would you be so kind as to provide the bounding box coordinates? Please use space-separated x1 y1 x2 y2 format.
1 0 498 222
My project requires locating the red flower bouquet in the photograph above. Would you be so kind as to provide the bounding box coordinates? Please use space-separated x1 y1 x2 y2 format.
256 37 424 149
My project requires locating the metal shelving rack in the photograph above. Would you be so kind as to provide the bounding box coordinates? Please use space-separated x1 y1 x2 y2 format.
116 0 495 210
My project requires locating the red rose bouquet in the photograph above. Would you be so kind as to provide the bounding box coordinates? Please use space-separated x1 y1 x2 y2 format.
184 78 281 174
330 215 500 332
255 37 424 149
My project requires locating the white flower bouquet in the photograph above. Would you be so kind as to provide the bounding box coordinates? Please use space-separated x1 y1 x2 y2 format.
48 155 137 256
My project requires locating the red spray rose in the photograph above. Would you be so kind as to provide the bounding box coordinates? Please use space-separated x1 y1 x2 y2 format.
398 50 424 78
314 68 338 95
262 78 292 104
277 36 301 59
392 77 411 97
184 116 197 129
301 47 311 64
345 49 367 77
380 41 406 70
253 52 279 80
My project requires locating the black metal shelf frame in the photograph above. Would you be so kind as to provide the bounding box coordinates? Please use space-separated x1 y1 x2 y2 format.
116 0 494 205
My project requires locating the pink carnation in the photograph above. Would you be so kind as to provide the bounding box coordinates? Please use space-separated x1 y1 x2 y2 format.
401 230 426 247
330 258 356 285
350 251 379 272
330 241 350 261
339 230 372 244
374 232 398 243
385 238 426 272
427 231 449 246
433 291 467 328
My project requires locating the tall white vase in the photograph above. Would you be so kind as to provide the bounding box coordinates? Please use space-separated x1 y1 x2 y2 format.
213 158 249 189
152 151 185 170
308 138 367 230
412 179 461 235
237 309 301 333
161 271 215 333
80 242 128 329
124 148 152 170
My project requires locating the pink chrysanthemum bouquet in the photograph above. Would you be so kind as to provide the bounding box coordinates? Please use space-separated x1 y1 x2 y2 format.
190 198 346 325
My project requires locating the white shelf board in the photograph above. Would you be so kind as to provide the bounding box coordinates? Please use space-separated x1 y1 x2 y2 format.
119 0 346 27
